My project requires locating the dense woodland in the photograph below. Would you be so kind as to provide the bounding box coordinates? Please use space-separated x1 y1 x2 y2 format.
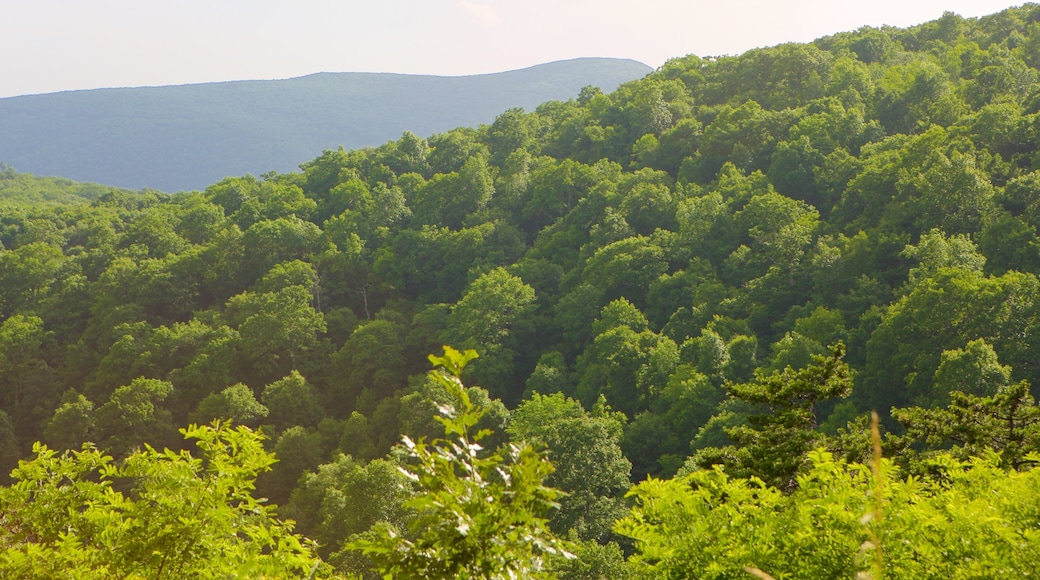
5 6 1040 578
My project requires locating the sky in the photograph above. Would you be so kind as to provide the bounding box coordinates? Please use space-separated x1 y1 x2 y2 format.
1 0 1027 99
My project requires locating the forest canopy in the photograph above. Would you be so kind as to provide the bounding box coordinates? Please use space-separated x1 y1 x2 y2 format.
5 5 1040 578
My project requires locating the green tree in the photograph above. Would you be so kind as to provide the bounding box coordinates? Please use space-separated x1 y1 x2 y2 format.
860 268 1040 411
241 217 323 285
509 393 632 543
118 205 188 259
285 454 413 564
899 151 996 235
690 100 786 181
93 378 178 458
397 371 511 455
0 242 65 317
901 227 986 285
522 351 571 399
0 314 51 412
413 154 495 229
42 391 95 451
173 193 226 245
618 446 1040 579
225 284 327 386
522 159 606 234
332 318 408 410
893 380 1040 470
695 343 853 490
261 370 323 431
189 383 268 427
428 127 487 175
575 309 679 417
626 365 726 478
348 347 572 579
0 410 18 483
443 267 536 401
766 331 827 372
546 539 629 580
930 338 1010 406
257 425 325 506
0 422 326 579
581 235 667 311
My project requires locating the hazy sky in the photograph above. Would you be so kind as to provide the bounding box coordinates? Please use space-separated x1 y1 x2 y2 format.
2 1 1025 98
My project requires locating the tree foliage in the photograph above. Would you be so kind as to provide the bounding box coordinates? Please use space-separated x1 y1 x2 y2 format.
618 446 1040 579
0 422 326 579
348 347 572 579
5 5 1040 575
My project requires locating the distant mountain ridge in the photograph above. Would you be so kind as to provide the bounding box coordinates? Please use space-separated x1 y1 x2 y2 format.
0 58 652 192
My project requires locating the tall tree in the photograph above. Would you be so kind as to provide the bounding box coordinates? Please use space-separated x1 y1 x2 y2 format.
348 347 572 578
509 393 631 542
694 343 852 490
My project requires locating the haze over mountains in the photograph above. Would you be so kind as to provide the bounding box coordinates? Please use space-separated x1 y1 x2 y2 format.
0 58 651 192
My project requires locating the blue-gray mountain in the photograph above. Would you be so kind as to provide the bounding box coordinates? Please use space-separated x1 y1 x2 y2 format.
0 58 651 192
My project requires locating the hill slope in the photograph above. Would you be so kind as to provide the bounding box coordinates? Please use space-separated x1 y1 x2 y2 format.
0 165 135 206
0 58 651 192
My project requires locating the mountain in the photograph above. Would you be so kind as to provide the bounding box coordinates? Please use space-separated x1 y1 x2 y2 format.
7 4 1040 578
0 58 651 192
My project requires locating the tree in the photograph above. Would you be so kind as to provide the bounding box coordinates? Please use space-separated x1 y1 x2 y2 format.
522 351 571 399
575 315 679 418
442 268 536 401
189 383 268 427
257 425 325 506
348 347 572 579
261 370 323 431
860 268 1040 411
93 378 178 458
874 59 965 133
0 410 18 483
695 343 853 490
690 100 786 180
225 284 327 386
118 205 187 259
428 127 487 175
412 154 494 229
893 380 1040 471
899 151 996 235
900 227 986 286
332 318 408 410
553 283 607 360
724 191 819 321
0 242 64 317
546 539 629 580
509 393 632 543
173 193 226 245
625 366 726 479
929 338 1010 406
285 454 413 563
42 391 95 451
581 236 667 311
618 447 1040 579
765 331 827 372
522 159 604 234
0 314 51 412
767 136 824 209
849 27 897 64
397 373 510 455
241 217 323 285
619 181 677 236
0 422 326 578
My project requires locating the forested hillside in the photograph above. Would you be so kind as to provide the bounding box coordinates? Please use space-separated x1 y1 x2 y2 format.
4 6 1040 578
0 58 651 192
